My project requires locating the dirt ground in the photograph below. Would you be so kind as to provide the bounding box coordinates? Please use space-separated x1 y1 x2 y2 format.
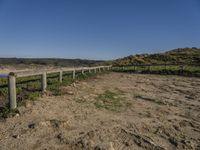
0 72 200 150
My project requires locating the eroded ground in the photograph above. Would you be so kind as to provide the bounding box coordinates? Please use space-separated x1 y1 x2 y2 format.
0 73 200 150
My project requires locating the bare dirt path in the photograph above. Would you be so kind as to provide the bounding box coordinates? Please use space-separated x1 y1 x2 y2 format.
0 72 200 150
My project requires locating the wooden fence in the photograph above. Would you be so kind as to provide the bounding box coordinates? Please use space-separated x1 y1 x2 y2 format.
0 65 112 109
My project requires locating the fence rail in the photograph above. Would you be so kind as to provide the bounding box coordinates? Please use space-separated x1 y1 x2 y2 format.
0 65 112 109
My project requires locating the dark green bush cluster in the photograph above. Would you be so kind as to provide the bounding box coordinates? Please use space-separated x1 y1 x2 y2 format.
112 65 200 77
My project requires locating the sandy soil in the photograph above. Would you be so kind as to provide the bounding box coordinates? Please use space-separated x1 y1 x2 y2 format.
0 72 200 150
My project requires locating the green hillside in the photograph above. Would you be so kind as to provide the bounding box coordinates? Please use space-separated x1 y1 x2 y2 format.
113 47 200 66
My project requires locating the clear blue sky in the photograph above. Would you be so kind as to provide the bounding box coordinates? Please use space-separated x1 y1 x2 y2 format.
0 0 200 60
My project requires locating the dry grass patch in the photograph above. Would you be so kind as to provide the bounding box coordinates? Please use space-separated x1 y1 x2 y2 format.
94 90 131 112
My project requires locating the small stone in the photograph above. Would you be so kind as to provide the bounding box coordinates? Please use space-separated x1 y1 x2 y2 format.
83 96 88 99
66 91 74 95
28 123 36 129
72 83 76 87
108 142 115 150
15 113 20 117
25 102 31 108
12 135 20 139
39 121 51 127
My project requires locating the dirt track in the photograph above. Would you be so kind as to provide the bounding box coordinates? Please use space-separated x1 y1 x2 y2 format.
0 72 200 150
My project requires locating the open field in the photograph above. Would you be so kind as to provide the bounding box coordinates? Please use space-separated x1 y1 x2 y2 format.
0 72 200 149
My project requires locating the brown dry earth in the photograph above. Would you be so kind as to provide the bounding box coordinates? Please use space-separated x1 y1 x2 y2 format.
0 72 200 150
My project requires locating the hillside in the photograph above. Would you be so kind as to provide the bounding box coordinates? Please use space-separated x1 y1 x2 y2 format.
113 47 200 66
0 58 104 67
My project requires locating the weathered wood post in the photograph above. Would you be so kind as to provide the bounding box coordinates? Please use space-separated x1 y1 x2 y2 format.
72 70 76 79
180 65 184 74
94 68 97 73
8 72 17 109
182 65 185 73
59 71 63 83
42 72 47 92
99 67 101 72
133 65 135 72
81 68 84 74
89 68 91 73
148 65 151 72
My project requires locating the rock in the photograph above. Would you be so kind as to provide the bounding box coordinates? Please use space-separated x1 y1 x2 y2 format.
15 113 20 117
12 135 20 139
66 91 74 95
94 142 115 150
39 121 51 127
28 123 36 129
72 83 76 87
108 142 115 150
83 96 89 100
25 101 32 108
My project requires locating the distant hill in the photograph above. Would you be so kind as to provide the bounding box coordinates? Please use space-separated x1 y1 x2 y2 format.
0 58 104 67
113 47 200 66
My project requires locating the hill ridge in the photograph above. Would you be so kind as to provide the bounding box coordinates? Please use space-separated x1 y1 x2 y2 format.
114 47 200 66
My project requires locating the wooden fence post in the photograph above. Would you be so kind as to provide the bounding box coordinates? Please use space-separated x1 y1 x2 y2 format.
59 71 63 83
42 72 47 92
89 68 91 73
99 67 101 72
165 64 167 71
180 65 184 74
8 72 17 109
73 70 76 79
148 65 151 72
81 68 84 74
94 68 97 73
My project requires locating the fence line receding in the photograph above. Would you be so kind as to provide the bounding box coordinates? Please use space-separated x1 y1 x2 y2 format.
0 65 112 109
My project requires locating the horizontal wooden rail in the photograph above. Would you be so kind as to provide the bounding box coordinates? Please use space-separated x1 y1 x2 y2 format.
0 65 112 109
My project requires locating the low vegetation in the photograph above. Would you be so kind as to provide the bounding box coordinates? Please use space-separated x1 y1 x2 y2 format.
112 64 200 77
95 90 131 112
113 47 200 66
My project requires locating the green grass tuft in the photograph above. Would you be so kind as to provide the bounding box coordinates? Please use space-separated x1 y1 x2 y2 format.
95 90 130 112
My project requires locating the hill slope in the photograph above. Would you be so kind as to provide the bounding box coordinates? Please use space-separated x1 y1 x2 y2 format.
0 58 104 67
113 47 200 66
